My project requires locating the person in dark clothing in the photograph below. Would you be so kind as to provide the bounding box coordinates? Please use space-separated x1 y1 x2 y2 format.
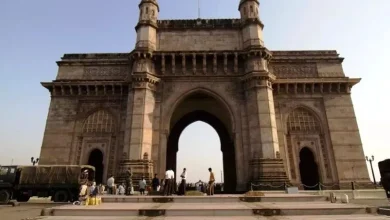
152 174 160 191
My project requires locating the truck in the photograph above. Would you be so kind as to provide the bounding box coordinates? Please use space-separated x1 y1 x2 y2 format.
0 165 95 204
379 159 390 202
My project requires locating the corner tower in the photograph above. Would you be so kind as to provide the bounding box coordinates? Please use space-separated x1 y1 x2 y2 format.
239 0 290 188
239 0 265 48
135 0 159 51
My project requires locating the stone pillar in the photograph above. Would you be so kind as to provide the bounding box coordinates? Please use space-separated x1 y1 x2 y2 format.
242 55 289 190
119 57 160 188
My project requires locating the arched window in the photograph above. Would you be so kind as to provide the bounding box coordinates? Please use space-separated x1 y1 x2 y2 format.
250 5 253 13
287 108 320 132
83 110 115 133
146 7 149 14
152 10 155 16
243 7 247 16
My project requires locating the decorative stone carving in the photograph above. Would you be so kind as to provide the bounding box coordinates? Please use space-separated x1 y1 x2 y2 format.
84 66 129 79
270 64 318 78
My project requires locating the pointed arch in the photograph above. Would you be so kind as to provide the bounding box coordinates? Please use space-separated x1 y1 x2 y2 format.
83 110 116 133
167 87 235 133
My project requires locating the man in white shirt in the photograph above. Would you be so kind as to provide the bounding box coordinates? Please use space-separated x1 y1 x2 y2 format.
107 175 115 195
178 168 187 195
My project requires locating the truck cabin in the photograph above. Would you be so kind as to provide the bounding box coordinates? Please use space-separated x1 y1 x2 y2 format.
379 159 390 201
0 166 19 187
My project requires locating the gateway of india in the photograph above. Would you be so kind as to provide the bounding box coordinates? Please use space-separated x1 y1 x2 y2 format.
39 0 371 192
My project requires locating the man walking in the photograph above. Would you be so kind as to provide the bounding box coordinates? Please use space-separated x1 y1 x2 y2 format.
178 168 187 195
208 168 215 196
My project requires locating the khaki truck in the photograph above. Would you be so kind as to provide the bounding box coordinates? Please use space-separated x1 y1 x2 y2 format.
0 165 95 204
379 159 390 203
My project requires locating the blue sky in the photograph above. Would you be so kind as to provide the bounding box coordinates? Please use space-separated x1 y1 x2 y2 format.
0 0 389 183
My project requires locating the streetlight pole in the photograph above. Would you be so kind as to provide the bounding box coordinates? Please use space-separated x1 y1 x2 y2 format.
366 155 377 189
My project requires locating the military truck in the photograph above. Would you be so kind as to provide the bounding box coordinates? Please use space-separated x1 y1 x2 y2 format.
379 159 390 202
0 165 95 204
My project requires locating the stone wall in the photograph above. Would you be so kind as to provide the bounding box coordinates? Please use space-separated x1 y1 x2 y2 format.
323 94 370 185
157 29 242 51
39 97 79 164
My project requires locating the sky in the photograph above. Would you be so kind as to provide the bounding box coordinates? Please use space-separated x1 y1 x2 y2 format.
0 0 389 184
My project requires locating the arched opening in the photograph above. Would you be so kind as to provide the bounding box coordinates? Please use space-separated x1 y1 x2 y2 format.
166 91 236 193
88 149 104 184
177 121 223 191
299 147 320 190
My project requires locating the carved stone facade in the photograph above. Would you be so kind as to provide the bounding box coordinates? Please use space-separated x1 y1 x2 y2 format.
39 0 371 191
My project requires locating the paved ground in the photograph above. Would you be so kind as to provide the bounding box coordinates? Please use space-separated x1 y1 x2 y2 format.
22 215 390 220
0 203 61 220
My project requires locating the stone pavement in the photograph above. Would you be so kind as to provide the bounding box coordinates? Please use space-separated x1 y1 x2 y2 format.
28 215 390 220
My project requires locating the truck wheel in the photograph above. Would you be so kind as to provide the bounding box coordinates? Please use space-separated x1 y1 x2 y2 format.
16 195 30 202
0 190 10 204
53 190 68 203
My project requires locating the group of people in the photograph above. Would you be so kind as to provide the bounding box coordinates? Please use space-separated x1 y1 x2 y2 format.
151 167 216 196
77 167 217 200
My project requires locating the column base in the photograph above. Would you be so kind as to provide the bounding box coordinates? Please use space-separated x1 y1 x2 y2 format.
249 158 290 191
118 159 154 190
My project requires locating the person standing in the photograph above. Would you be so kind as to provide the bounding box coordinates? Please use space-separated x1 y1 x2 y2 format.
208 168 215 196
163 169 171 196
107 175 115 195
178 168 187 195
139 177 147 195
125 168 133 195
152 174 160 192
169 169 175 195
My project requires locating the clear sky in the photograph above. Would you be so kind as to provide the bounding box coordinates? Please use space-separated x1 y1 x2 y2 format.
0 0 389 184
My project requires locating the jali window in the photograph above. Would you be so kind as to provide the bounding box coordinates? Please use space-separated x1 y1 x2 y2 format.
83 110 115 133
287 108 320 132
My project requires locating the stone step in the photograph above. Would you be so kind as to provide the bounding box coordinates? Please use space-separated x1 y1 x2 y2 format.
102 194 327 203
41 202 377 217
32 215 390 220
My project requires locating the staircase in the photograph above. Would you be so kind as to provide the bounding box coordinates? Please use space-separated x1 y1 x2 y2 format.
37 193 388 220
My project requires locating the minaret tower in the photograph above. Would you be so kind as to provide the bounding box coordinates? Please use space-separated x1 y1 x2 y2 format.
239 0 290 189
121 0 161 184
239 0 265 48
135 0 159 51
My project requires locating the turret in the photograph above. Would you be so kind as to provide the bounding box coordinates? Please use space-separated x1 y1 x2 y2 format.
239 0 265 48
135 0 159 51
239 0 259 20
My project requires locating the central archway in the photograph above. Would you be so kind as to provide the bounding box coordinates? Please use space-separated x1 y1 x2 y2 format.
166 90 237 193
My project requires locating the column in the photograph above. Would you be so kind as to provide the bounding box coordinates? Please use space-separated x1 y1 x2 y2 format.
120 57 160 184
243 56 288 190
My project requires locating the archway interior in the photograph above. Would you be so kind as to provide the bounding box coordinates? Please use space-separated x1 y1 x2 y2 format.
166 91 236 193
177 121 223 185
299 147 320 190
88 149 104 184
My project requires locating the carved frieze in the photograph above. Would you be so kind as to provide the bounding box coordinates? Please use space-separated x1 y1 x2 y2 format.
83 66 129 80
270 64 318 78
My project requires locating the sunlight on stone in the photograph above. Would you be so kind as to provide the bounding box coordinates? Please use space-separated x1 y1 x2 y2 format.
177 121 223 184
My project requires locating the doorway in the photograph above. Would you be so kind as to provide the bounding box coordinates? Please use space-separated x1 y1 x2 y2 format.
88 149 104 184
299 147 320 190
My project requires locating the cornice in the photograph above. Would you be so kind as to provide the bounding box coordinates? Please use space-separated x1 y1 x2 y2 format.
157 18 242 30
